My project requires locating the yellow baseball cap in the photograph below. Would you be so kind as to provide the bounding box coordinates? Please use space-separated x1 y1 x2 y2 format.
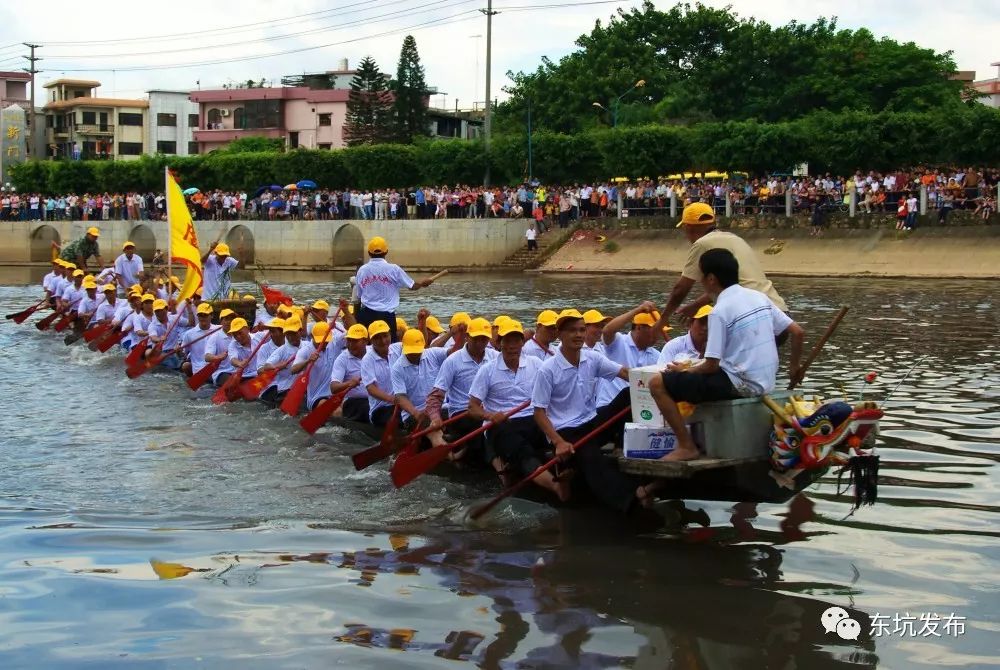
498 320 525 337
556 308 584 329
282 316 302 333
215 243 231 256
346 324 369 340
467 317 492 339
72 269 85 278
228 317 248 334
82 279 98 290
311 299 330 311
170 275 181 286
677 201 715 228
64 263 77 270
276 304 292 317
102 283 116 293
311 320 331 343
425 315 444 334
536 309 558 327
141 293 155 302
86 226 100 237
241 293 254 301
54 259 66 266
583 309 609 325
152 299 168 310
218 308 236 319
693 304 713 320
367 236 388 255
492 315 511 328
196 303 214 315
449 311 471 328
396 316 408 331
633 310 661 327
266 317 285 329
122 241 135 250
367 320 391 337
401 328 425 355
129 284 141 293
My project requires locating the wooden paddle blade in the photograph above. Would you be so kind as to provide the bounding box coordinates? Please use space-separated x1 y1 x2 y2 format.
391 444 452 489
63 330 84 346
298 390 347 434
124 338 149 368
36 311 60 331
83 322 112 342
11 305 41 324
53 314 74 332
125 357 159 379
186 359 221 390
212 372 245 405
96 329 127 353
239 370 276 401
279 368 311 417
352 406 400 470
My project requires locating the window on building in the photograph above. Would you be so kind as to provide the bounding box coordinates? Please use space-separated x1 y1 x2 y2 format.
241 99 281 129
118 112 143 126
318 143 331 150
188 141 199 155
288 131 299 149
233 107 244 129
157 141 177 154
157 113 177 127
188 113 199 127
118 142 143 156
81 111 96 125
318 113 332 126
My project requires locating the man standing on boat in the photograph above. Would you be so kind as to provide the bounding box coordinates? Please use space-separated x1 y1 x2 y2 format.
201 242 239 301
354 237 437 343
654 202 788 334
648 249 805 462
532 309 652 511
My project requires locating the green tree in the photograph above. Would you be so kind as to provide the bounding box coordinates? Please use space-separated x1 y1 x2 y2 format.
217 136 284 153
392 35 430 142
345 56 395 146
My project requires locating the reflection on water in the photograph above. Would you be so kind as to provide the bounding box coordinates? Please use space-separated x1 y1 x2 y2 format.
0 273 997 669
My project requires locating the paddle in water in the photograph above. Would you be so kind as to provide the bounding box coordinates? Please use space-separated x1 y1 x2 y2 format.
298 389 349 434
187 359 222 391
7 297 48 324
279 310 341 417
351 405 401 471
124 337 150 368
212 335 270 405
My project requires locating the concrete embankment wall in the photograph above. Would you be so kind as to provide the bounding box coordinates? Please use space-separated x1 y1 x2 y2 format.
539 225 1000 279
0 218 529 270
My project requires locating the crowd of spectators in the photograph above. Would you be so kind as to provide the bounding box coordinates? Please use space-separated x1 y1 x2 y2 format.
1 166 996 225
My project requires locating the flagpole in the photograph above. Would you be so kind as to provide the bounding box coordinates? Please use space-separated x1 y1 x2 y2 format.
165 166 173 294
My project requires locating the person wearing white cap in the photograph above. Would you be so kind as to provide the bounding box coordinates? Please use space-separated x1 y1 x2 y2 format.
60 226 104 271
201 241 239 300
113 241 144 290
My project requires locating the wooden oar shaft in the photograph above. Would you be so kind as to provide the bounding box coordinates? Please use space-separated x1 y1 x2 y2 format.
426 270 448 283
788 305 849 390
469 405 630 520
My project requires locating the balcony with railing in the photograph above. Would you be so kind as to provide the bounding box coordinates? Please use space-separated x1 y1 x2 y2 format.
75 124 115 135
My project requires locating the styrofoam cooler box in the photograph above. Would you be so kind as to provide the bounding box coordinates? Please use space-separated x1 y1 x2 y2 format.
628 364 665 426
623 422 703 459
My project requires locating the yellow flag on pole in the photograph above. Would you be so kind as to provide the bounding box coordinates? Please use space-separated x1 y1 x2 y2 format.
165 169 202 301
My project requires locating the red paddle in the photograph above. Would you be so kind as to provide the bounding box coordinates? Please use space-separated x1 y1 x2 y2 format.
125 336 150 368
390 402 530 489
96 328 129 353
127 327 220 379
298 389 349 434
351 404 400 471
36 308 65 331
212 336 270 405
240 355 294 400
53 312 76 332
468 406 631 520
82 321 113 343
7 297 48 323
187 359 222 390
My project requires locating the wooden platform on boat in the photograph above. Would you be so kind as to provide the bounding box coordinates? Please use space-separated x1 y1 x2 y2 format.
618 456 767 479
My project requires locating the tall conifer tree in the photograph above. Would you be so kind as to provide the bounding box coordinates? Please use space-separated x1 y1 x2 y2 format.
392 35 430 142
344 56 394 146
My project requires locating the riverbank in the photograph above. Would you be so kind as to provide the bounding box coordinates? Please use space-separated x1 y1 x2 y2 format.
537 225 1000 279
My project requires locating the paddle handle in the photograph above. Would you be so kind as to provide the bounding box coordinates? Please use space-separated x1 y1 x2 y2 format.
443 401 530 450
470 405 630 520
788 305 849 390
426 270 448 284
407 410 469 442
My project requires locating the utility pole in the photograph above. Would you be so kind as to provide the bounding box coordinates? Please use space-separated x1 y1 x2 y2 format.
22 43 41 160
480 0 497 186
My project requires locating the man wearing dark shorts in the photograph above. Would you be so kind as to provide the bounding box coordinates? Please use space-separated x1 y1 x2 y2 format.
649 248 805 462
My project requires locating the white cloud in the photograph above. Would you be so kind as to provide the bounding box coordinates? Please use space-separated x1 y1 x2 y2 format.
0 0 994 110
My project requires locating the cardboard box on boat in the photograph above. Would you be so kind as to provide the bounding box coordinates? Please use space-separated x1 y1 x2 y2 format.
623 422 704 459
628 365 665 427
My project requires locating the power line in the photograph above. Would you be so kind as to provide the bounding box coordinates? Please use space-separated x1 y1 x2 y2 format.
41 0 472 61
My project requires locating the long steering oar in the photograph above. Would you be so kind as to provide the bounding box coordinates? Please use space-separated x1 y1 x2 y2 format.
298 388 349 434
351 404 400 470
788 305 849 391
7 297 49 323
212 336 270 405
391 402 530 489
469 405 630 520
127 327 220 379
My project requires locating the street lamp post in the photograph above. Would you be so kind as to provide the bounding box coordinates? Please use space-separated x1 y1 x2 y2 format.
592 79 646 128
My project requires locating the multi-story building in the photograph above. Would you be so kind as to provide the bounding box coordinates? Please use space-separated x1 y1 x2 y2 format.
0 71 30 109
972 62 1000 108
42 79 148 160
146 90 199 156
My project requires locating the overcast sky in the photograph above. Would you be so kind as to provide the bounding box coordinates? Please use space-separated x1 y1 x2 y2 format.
0 0 995 111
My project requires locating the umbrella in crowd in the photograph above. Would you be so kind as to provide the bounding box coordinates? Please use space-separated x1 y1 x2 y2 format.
251 185 269 198
284 183 298 190
296 179 317 189
182 187 200 196
269 184 283 191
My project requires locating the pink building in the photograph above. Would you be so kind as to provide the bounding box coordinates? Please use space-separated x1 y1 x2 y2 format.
189 87 350 153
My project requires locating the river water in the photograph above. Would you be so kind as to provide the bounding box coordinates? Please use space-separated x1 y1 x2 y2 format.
0 270 997 669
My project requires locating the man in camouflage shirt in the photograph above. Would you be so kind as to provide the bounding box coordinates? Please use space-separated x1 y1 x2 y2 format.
60 226 105 271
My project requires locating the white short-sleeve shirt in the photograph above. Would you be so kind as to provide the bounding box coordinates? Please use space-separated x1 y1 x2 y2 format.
390 347 448 420
182 325 216 374
114 253 144 287
354 258 415 312
469 353 540 422
531 348 623 431
360 348 393 419
433 346 499 414
331 350 367 400
597 331 659 406
202 253 240 300
657 333 701 366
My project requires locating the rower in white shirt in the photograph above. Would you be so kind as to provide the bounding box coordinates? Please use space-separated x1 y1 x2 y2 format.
597 303 663 410
226 317 269 383
288 320 344 412
649 248 804 462
359 320 396 427
258 318 303 406
113 241 144 291
92 284 119 325
521 310 560 360
425 318 499 462
180 303 218 377
254 317 286 373
146 299 185 369
657 305 711 366
581 309 609 352
391 329 448 428
204 310 239 386
330 324 371 422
